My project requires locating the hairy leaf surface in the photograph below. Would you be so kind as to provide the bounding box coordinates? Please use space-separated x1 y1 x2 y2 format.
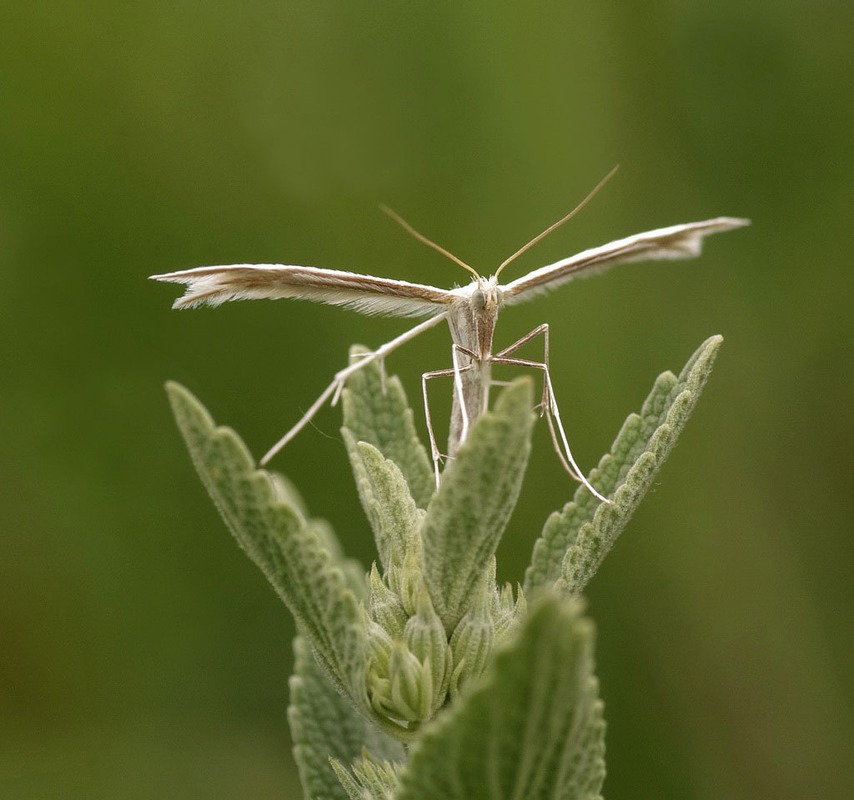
343 434 423 572
420 379 535 631
167 382 368 708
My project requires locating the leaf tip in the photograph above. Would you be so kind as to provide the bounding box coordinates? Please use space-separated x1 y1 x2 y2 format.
494 375 535 415
164 379 191 406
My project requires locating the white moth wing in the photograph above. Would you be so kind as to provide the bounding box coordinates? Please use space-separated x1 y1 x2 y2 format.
501 217 750 305
150 264 458 318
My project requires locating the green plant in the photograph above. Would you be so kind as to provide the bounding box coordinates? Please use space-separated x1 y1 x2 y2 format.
165 334 722 800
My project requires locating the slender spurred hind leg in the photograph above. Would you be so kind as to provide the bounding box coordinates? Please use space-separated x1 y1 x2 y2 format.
491 324 609 503
261 313 446 465
422 366 457 488
422 350 475 488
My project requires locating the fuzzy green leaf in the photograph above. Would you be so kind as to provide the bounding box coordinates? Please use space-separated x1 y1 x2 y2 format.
395 596 605 800
523 335 723 596
269 473 367 598
289 635 404 800
341 345 435 510
421 379 535 631
166 382 367 707
343 433 423 572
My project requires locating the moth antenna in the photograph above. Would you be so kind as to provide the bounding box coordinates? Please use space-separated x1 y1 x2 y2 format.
381 204 480 280
495 164 620 279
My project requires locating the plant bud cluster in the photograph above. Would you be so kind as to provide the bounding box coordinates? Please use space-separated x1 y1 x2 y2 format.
365 541 525 727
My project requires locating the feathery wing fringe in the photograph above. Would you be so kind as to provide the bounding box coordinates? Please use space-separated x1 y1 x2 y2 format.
502 217 749 303
150 264 455 318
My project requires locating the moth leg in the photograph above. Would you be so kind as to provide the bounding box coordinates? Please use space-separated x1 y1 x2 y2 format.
420 341 481 487
422 366 459 489
331 349 369 406
491 325 610 504
262 377 342 465
261 313 446 465
451 343 479 446
491 352 578 479
494 324 551 413
331 349 389 406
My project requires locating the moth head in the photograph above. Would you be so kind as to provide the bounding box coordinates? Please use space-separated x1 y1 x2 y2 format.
471 276 501 314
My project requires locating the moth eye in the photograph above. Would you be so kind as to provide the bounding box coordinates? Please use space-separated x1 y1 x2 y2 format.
471 288 486 309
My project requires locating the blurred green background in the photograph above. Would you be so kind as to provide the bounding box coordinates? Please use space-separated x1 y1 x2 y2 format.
2 2 852 798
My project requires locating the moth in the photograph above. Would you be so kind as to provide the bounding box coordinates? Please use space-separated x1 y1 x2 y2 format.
152 181 748 503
